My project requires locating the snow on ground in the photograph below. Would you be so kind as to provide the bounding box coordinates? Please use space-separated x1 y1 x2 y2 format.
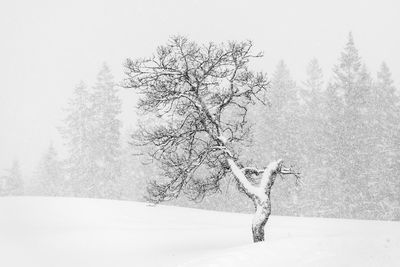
0 197 399 267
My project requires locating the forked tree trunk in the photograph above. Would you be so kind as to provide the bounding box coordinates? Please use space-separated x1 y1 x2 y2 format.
226 157 281 243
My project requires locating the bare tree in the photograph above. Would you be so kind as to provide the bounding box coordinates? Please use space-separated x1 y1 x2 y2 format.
123 36 300 242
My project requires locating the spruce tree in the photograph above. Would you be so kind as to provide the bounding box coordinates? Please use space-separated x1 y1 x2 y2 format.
61 65 122 199
36 144 64 196
319 80 346 217
0 160 23 196
61 65 121 198
300 59 329 216
370 63 400 219
60 81 95 197
302 58 324 108
327 33 373 218
302 59 325 151
90 64 122 198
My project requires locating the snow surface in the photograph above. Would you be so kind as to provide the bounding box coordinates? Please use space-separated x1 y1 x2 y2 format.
0 197 399 267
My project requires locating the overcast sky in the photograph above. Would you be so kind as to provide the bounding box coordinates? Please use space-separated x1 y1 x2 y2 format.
0 0 399 178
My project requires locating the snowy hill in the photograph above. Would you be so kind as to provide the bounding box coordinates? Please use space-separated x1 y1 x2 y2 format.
0 197 399 267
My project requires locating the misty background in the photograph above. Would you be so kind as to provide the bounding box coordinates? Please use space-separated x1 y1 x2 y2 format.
1 0 399 219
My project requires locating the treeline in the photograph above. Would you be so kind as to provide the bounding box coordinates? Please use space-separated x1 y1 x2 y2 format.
0 64 147 201
1 33 398 221
256 33 400 220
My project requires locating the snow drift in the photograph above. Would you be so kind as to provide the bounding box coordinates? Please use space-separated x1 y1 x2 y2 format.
0 197 399 266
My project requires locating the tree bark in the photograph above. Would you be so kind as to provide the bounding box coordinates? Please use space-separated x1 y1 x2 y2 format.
252 198 272 242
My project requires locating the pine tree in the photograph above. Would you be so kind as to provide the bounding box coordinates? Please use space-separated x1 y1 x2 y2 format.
319 81 346 217
369 63 400 219
270 61 302 166
0 160 23 196
35 144 64 196
302 58 324 108
326 33 373 218
60 64 122 199
60 81 95 197
90 64 122 198
299 59 329 216
269 60 298 112
302 59 325 150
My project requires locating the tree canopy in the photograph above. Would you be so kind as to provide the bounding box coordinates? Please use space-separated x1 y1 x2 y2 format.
124 36 275 203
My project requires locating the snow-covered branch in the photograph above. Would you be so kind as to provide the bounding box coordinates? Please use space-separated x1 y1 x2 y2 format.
279 166 302 186
227 158 258 196
259 159 283 193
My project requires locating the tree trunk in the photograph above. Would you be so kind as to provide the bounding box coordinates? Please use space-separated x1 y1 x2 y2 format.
227 157 279 242
252 198 271 242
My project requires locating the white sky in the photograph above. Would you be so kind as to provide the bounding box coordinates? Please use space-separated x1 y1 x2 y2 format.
0 0 399 177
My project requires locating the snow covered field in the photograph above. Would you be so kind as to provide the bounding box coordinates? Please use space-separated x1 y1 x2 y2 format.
0 197 399 267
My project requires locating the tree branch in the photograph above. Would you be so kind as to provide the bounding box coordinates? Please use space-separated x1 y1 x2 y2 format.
227 158 258 197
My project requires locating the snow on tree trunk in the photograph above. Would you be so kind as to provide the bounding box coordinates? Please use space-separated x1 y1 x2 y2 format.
227 157 287 242
252 200 271 242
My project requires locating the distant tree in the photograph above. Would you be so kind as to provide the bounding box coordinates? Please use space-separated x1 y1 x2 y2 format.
302 58 324 111
319 80 346 216
35 144 64 196
124 37 300 242
266 60 301 163
60 81 95 197
0 160 23 196
60 65 122 199
369 63 400 219
299 59 329 216
325 33 373 217
90 64 122 198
